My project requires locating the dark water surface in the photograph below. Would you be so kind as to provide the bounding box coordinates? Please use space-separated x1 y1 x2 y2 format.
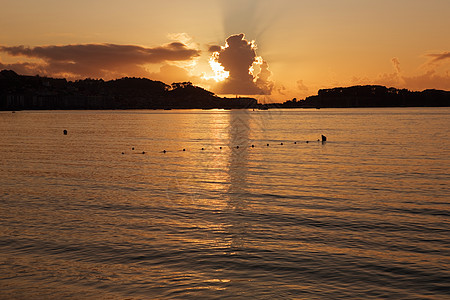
1 108 449 299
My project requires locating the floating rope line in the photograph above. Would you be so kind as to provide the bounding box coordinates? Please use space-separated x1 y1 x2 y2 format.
121 136 327 155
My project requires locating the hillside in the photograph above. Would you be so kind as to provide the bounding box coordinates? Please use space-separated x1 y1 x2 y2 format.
0 70 257 110
281 85 450 108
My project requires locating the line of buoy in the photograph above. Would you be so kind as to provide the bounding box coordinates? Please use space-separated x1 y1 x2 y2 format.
121 135 327 155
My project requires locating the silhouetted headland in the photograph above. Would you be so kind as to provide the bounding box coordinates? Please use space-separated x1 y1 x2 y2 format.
1 70 448 110
279 85 449 108
0 70 257 110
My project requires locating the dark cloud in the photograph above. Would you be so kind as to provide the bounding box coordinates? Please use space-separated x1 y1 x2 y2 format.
0 61 44 75
426 51 450 64
213 33 273 95
208 45 221 53
0 42 200 79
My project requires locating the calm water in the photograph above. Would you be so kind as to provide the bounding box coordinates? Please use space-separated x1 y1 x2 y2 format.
0 108 449 299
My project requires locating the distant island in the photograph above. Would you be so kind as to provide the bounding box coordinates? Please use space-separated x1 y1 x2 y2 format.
1 70 449 110
277 86 449 108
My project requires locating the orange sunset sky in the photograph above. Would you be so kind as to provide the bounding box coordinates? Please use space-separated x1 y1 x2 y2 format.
1 0 449 102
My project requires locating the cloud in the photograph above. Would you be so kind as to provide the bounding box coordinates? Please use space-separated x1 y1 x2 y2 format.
296 80 309 92
0 61 44 75
255 60 273 91
212 33 273 95
373 57 404 87
208 45 221 53
276 84 287 96
375 56 450 90
425 51 450 64
375 70 450 91
374 69 450 91
402 70 450 91
375 71 403 87
0 42 200 79
148 64 199 84
391 57 401 73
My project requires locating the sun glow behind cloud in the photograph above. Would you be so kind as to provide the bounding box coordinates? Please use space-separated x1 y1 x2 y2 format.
205 33 273 95
250 55 263 80
203 36 266 85
204 51 229 82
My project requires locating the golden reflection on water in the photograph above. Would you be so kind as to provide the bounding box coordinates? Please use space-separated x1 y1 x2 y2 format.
1 109 449 299
227 110 250 207
156 110 257 290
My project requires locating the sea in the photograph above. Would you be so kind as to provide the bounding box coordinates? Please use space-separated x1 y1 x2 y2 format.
0 108 449 299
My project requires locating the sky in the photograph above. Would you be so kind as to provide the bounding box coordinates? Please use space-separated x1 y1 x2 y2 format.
1 0 449 102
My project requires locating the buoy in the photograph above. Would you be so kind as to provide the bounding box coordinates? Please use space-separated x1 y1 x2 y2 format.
306 141 309 143
219 147 222 150
294 141 297 144
236 146 239 149
251 145 255 148
63 130 67 135
142 151 145 154
132 147 135 150
121 152 125 155
201 148 205 150
267 144 269 146
183 149 186 151
163 150 166 153
280 142 283 145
